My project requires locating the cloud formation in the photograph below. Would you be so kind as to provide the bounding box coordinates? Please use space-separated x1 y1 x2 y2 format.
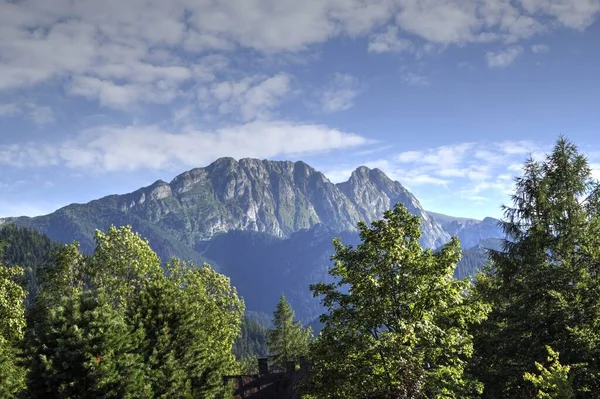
486 46 524 67
0 120 370 171
323 140 546 203
0 0 598 111
0 102 55 125
320 73 361 113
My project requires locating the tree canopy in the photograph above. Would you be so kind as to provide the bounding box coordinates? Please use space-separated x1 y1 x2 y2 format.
471 137 600 397
304 203 489 398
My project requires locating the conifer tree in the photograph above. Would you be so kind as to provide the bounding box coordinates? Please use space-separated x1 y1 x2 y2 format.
267 295 312 370
23 225 244 398
25 289 151 398
471 137 600 397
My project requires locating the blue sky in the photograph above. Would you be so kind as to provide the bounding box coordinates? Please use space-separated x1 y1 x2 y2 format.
1 0 599 220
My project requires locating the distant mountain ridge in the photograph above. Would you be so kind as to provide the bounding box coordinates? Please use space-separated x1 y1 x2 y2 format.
2 158 505 321
427 211 504 249
5 158 451 253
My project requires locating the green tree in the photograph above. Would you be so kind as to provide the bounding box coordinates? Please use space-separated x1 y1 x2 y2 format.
0 224 61 307
304 203 489 398
128 259 244 398
523 346 575 399
267 295 312 370
25 289 151 398
471 137 600 397
24 225 244 398
0 244 27 398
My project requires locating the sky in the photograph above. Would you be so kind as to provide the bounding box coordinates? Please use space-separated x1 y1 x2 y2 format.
1 0 600 220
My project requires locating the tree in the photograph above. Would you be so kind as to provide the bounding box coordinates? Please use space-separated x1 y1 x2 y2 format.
128 259 244 398
267 295 312 370
24 225 244 398
471 137 600 397
25 289 151 398
523 346 575 399
0 244 27 398
304 203 489 398
0 224 61 307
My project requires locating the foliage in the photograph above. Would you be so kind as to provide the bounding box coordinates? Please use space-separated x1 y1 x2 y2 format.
267 295 312 370
234 316 269 361
523 346 575 399
0 245 27 398
22 225 243 398
25 289 152 398
471 137 600 397
0 224 61 306
304 203 490 398
128 259 244 398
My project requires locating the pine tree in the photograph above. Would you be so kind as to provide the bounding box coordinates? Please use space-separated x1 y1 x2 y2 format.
267 295 312 370
471 137 600 397
304 203 489 398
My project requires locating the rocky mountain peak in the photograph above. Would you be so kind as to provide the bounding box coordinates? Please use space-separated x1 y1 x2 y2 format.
7 158 460 252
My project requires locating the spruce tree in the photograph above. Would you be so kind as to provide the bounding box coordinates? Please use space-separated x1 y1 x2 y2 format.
471 137 600 397
25 288 151 398
267 295 312 370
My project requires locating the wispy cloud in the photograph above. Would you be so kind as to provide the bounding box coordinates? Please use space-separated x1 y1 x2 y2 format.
531 44 550 53
0 102 55 125
401 72 431 86
367 140 544 200
368 26 415 53
197 73 293 121
1 120 370 171
319 73 361 113
486 46 524 68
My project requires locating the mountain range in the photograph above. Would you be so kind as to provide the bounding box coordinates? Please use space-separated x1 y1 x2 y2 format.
0 158 505 322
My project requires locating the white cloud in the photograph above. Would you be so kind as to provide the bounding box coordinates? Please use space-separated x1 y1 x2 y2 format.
401 72 431 86
0 102 55 125
531 43 550 53
0 0 597 100
519 0 600 30
1 120 369 171
373 140 551 203
590 163 600 181
69 76 181 109
320 73 360 113
397 151 424 163
0 103 21 117
368 26 415 53
197 73 293 121
486 46 524 68
25 103 55 125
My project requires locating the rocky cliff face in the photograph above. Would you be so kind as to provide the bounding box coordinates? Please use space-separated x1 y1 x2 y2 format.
3 159 506 323
337 167 450 249
428 212 504 249
7 158 450 253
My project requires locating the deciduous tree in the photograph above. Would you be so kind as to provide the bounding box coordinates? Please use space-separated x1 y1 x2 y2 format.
305 203 489 398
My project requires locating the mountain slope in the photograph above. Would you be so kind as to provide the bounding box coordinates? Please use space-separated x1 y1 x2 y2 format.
428 211 504 249
338 167 449 249
6 158 450 256
3 158 506 321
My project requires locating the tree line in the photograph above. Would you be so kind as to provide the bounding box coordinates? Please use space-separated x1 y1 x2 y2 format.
2 136 600 398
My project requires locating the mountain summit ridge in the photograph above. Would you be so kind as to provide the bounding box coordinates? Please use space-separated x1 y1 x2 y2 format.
2 157 506 322
4 157 499 256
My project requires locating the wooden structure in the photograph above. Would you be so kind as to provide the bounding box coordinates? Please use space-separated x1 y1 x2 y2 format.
223 357 310 399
